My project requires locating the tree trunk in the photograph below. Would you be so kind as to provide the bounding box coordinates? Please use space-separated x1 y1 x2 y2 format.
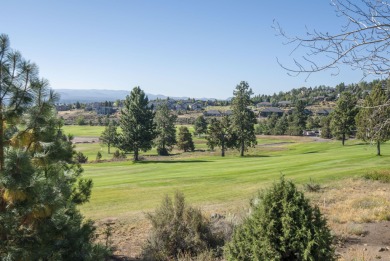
377 141 381 156
342 133 345 146
221 140 225 157
134 148 139 161
108 144 110 154
240 141 244 157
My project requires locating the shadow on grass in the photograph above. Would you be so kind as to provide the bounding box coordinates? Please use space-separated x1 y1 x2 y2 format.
241 154 271 158
303 151 319 154
135 160 212 164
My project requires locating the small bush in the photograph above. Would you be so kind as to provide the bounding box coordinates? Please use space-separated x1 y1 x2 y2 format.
346 223 368 236
76 116 86 125
143 191 222 260
73 151 88 163
363 170 390 183
303 178 321 192
225 176 335 261
157 147 169 156
112 150 126 160
96 151 102 162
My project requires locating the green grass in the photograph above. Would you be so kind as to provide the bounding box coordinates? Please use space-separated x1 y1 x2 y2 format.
64 125 209 160
63 125 105 137
76 134 390 220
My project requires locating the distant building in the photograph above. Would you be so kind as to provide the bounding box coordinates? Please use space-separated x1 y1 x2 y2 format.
96 106 116 115
278 101 292 107
204 110 223 117
259 107 284 117
315 108 333 116
257 102 272 107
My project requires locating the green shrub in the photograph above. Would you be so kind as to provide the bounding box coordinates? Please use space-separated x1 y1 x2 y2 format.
73 151 88 163
363 170 390 183
112 149 126 160
76 116 86 125
96 151 102 162
143 191 221 260
225 176 335 261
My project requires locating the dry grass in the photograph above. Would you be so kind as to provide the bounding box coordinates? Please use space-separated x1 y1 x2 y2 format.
307 178 390 225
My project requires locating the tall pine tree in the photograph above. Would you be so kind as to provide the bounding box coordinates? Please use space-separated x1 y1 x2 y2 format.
154 103 177 156
118 86 156 161
330 91 358 145
231 81 257 156
100 120 118 154
206 116 237 157
0 34 106 259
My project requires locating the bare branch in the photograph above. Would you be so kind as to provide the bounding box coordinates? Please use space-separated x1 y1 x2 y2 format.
276 0 390 78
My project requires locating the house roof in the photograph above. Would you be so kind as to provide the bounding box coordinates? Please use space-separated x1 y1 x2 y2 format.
278 101 292 105
257 102 272 106
260 107 284 113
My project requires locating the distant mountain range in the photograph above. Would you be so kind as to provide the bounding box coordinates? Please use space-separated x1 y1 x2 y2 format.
55 89 218 103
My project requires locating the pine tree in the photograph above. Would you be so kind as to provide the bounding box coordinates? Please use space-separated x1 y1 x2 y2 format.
356 84 390 156
100 120 118 154
154 103 177 156
274 113 288 135
225 176 335 261
118 86 156 161
206 116 237 157
194 115 208 137
0 34 39 171
330 92 358 145
320 116 332 139
231 81 257 156
291 100 308 136
177 126 195 152
0 41 106 259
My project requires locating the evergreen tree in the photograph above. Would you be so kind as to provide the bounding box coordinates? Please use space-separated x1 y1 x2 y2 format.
330 92 358 145
206 116 237 157
356 85 390 156
154 103 177 156
274 113 289 135
194 115 208 137
306 116 321 130
177 126 195 152
0 37 106 259
0 34 39 171
267 113 279 135
320 116 332 139
118 86 156 161
225 176 335 261
293 100 308 135
100 120 118 154
231 81 257 156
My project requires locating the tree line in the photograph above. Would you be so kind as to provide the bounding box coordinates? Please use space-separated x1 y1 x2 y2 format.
101 79 390 160
256 83 390 156
101 81 258 160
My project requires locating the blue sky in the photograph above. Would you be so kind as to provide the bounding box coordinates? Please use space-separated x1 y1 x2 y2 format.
1 1 377 99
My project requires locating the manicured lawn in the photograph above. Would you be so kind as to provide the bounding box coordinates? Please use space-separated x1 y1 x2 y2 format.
78 136 390 220
63 125 105 137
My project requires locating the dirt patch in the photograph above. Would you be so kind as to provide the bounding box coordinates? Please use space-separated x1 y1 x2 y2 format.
336 222 390 260
73 136 100 144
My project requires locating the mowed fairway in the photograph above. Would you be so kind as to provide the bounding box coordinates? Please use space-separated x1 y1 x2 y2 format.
69 126 390 220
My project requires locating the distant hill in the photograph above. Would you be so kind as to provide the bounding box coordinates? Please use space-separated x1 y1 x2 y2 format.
55 89 217 103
